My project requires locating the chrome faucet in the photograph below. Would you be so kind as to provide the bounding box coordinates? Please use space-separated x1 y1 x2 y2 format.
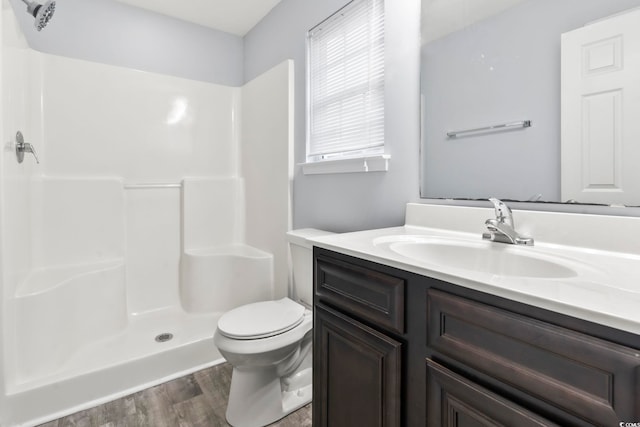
15 131 39 164
482 198 534 246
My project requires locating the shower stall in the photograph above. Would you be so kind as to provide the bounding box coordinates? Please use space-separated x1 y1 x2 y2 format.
0 3 294 425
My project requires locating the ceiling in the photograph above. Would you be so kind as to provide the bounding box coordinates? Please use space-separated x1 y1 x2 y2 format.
114 0 282 36
113 0 525 43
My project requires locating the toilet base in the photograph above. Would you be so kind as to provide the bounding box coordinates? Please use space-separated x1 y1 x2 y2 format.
225 366 312 427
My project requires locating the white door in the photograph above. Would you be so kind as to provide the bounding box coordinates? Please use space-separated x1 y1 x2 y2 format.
561 8 640 205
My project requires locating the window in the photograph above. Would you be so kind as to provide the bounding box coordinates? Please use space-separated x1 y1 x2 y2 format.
306 0 386 173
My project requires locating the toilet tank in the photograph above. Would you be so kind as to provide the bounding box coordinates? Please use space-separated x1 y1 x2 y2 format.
286 228 334 306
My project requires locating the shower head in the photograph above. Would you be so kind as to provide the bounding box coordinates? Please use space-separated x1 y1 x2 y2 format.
21 0 56 31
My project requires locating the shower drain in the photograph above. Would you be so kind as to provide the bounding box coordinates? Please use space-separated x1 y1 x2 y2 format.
155 333 174 343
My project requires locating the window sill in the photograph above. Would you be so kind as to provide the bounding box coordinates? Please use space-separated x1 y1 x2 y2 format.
301 155 390 175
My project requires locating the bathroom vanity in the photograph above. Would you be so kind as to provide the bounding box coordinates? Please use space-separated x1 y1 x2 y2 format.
311 203 640 426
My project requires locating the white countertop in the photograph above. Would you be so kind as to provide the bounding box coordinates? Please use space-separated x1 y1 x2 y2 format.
309 203 640 336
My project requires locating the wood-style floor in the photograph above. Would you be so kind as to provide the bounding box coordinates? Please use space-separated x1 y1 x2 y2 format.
38 363 311 427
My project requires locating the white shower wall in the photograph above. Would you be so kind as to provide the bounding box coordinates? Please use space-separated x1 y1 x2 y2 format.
0 2 294 423
32 47 243 320
125 187 180 314
1 3 40 301
241 61 294 299
40 54 240 181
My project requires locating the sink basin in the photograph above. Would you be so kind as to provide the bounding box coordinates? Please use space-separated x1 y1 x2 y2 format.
377 237 579 279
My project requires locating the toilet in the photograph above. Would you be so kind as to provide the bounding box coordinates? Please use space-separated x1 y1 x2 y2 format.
213 228 332 427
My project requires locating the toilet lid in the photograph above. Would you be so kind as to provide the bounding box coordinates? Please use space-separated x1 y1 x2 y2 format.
218 298 305 339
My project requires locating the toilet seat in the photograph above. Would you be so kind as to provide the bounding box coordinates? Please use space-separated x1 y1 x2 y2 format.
218 298 305 340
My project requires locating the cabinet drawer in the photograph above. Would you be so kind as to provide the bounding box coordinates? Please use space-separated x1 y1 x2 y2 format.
427 359 558 426
427 289 640 425
315 253 405 334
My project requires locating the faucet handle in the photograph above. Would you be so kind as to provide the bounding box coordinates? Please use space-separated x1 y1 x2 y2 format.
24 142 40 164
488 197 513 226
15 131 40 164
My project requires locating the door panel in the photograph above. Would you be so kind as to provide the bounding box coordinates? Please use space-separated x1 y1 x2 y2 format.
561 7 640 205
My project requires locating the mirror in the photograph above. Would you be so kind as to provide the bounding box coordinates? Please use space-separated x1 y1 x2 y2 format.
420 0 640 206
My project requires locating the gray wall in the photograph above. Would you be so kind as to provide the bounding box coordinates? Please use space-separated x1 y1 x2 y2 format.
245 0 422 232
8 0 243 86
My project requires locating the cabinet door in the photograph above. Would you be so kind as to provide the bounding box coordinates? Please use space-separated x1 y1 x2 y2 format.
313 304 402 427
427 360 558 427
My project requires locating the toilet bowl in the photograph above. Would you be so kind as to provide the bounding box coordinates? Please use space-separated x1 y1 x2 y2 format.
213 228 332 427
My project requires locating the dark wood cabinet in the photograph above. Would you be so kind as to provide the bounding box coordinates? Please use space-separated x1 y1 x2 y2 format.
313 304 402 427
427 289 640 425
313 247 640 427
426 359 558 427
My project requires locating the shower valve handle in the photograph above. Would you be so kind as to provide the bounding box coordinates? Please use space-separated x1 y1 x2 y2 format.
15 131 40 164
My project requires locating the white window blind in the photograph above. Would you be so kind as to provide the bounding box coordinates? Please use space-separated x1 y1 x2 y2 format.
307 0 385 162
